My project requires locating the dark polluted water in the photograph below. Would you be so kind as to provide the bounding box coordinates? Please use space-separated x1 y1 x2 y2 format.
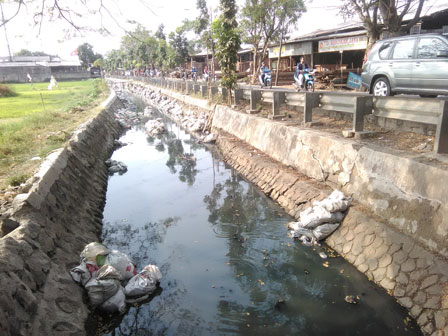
96 104 421 336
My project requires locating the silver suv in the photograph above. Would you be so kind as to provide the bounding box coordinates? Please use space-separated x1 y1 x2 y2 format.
361 33 448 97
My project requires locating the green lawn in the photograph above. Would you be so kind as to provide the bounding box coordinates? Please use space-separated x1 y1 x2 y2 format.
0 80 99 120
0 79 109 188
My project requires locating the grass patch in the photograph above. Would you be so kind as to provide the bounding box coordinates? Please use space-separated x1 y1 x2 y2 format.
0 85 17 97
7 173 29 187
0 79 109 189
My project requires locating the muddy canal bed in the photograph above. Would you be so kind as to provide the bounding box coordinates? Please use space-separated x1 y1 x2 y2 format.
94 107 420 335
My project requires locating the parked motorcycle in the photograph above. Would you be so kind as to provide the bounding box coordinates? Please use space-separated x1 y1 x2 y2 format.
294 69 315 92
259 69 272 89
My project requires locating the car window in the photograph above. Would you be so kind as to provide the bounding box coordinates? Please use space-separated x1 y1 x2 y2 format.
417 38 448 58
391 39 415 59
378 43 392 59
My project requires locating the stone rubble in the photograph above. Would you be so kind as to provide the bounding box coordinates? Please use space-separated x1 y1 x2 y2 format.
108 80 216 141
145 119 166 137
105 159 128 175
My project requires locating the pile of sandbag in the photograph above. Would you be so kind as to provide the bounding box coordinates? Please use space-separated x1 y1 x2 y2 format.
70 242 162 313
287 190 352 246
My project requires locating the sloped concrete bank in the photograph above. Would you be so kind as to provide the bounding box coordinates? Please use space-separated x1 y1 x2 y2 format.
0 92 123 335
113 78 448 336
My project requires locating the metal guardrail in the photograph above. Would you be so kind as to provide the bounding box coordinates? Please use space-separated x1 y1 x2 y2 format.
110 76 448 154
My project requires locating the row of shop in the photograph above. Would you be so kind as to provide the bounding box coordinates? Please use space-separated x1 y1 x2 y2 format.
188 6 448 85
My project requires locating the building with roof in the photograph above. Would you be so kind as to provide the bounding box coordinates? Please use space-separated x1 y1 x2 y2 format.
267 6 448 75
0 56 92 83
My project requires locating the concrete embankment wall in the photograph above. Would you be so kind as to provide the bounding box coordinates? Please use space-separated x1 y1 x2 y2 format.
113 79 448 336
212 105 448 259
0 92 122 335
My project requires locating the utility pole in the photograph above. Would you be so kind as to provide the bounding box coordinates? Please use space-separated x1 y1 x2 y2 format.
0 3 13 61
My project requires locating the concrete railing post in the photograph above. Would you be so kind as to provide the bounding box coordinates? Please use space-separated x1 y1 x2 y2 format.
193 84 200 94
270 92 286 119
186 82 193 95
221 87 228 101
304 92 319 123
353 96 373 132
181 82 186 93
435 100 448 154
201 85 208 98
210 86 218 97
234 88 243 105
249 90 261 113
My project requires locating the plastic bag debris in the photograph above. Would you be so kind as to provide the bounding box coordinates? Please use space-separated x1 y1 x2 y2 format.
288 190 351 244
71 242 162 313
101 286 127 314
102 250 136 281
80 242 110 263
143 264 163 282
97 265 122 281
70 261 98 286
124 264 162 298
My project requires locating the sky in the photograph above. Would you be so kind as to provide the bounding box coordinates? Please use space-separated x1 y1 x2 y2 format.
0 0 447 59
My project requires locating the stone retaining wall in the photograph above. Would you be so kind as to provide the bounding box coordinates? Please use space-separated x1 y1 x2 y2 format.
212 105 448 259
0 92 122 335
216 132 448 336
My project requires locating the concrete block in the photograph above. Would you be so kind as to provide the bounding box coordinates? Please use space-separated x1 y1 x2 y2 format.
268 114 286 120
303 121 322 128
354 131 376 139
342 130 355 138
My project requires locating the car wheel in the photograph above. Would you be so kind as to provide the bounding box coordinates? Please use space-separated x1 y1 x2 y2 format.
372 77 391 96
419 94 438 98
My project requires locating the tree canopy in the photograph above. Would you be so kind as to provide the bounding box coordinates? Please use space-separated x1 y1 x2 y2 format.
340 0 425 48
213 0 241 102
14 49 50 57
77 43 102 68
240 0 306 82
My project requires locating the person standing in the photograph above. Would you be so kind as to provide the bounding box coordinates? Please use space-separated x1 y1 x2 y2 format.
27 73 33 87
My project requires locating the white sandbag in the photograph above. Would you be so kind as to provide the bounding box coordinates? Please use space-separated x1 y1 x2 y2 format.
97 265 122 281
104 250 136 281
85 278 120 306
80 242 110 263
124 271 157 298
143 265 163 282
299 206 344 229
312 190 352 213
100 286 127 314
312 223 340 241
70 261 97 286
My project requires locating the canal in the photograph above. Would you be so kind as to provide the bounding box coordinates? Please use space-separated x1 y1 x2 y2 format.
97 101 420 335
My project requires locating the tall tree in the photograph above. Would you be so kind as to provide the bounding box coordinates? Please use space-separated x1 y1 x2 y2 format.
168 26 191 67
77 43 97 67
240 0 306 83
340 0 425 50
213 0 241 104
155 24 166 41
194 0 216 78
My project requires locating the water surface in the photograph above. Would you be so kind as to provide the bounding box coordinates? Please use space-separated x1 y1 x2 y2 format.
99 106 420 336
